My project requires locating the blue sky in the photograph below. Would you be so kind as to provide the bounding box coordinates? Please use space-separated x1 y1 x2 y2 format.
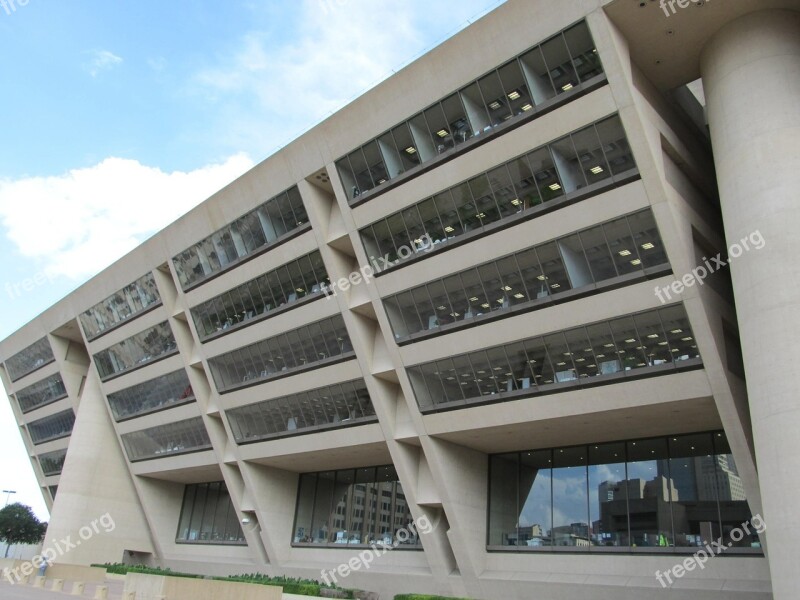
0 0 505 522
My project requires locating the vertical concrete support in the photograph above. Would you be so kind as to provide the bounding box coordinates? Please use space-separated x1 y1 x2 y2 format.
51 578 64 591
94 584 109 599
33 575 45 587
72 582 86 595
701 10 800 600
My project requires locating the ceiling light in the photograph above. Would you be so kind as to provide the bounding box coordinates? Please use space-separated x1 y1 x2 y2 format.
618 249 632 257
405 146 417 154
670 328 683 334
481 303 490 309
296 288 305 293
437 305 446 310
549 183 562 191
436 129 448 137
625 338 636 343
489 101 502 110
444 226 455 233
681 336 693 341
590 166 604 174
508 90 521 100
658 341 668 346
514 293 525 299
630 259 642 266
642 242 655 250
647 334 659 338
596 354 605 358
502 286 512 291
550 283 561 288
562 83 574 91
521 103 533 111
476 212 486 219
557 362 566 366
511 199 521 206
469 296 479 302
537 275 547 281
496 298 505 304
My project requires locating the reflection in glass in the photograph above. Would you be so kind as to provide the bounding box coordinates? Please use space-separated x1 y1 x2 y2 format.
121 416 211 462
489 432 758 552
293 465 421 547
15 373 67 413
93 322 177 381
176 481 246 544
79 273 161 340
5 337 55 382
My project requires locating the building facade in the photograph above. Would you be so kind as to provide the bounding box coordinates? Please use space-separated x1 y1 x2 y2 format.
1 1 798 598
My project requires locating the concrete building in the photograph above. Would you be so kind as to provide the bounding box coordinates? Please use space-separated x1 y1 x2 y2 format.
1 0 797 598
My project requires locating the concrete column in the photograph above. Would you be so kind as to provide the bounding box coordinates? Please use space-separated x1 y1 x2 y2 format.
701 10 800 600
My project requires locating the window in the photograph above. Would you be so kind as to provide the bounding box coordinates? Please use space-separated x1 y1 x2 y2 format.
120 416 211 462
384 209 667 340
39 448 68 476
207 314 353 393
336 20 606 202
172 186 309 289
93 322 177 381
5 338 55 382
227 380 376 442
79 273 161 340
359 115 636 271
106 370 194 421
408 304 701 411
176 482 246 545
489 432 760 552
28 409 75 444
15 373 67 413
191 251 329 340
293 465 419 548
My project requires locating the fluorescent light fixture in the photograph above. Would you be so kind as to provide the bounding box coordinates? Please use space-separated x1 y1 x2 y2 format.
436 305 446 310
377 178 386 184
658 341 668 346
596 354 605 358
405 146 417 154
496 298 505 303
618 249 632 257
548 183 562 191
604 343 614 348
296 288 305 293
511 198 521 206
508 90 521 100
562 83 574 91
670 329 683 334
681 336 694 341
436 129 448 137
469 296 479 302
550 283 561 288
576 358 585 362
537 275 547 281
630 259 642 266
642 242 655 250
502 286 512 291
590 166 604 174
556 362 566 366
481 303 490 309
647 333 659 339
476 212 486 219
450 313 460 318
444 226 455 233
625 338 636 343
521 103 533 111
513 293 524 299
489 101 502 110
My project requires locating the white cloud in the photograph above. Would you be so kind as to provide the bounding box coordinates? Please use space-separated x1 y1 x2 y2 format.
0 154 254 280
85 49 123 77
192 0 502 154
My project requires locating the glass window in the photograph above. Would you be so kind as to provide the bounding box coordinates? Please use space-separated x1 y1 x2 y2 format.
541 33 578 96
552 446 589 546
172 186 308 289
39 448 68 476
588 442 629 547
28 409 75 444
207 315 352 393
79 273 162 340
15 373 67 413
293 465 421 548
106 370 194 421
626 437 672 547
518 450 553 547
176 481 245 544
93 322 177 381
121 416 211 462
5 338 55 382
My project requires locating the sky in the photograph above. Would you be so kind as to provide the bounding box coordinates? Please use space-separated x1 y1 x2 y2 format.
0 0 506 521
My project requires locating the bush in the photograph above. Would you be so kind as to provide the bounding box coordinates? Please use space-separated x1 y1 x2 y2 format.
93 563 356 598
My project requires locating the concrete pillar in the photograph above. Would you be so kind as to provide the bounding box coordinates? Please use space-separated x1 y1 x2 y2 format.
33 575 45 587
701 9 800 600
94 584 108 599
51 578 64 591
71 582 86 595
